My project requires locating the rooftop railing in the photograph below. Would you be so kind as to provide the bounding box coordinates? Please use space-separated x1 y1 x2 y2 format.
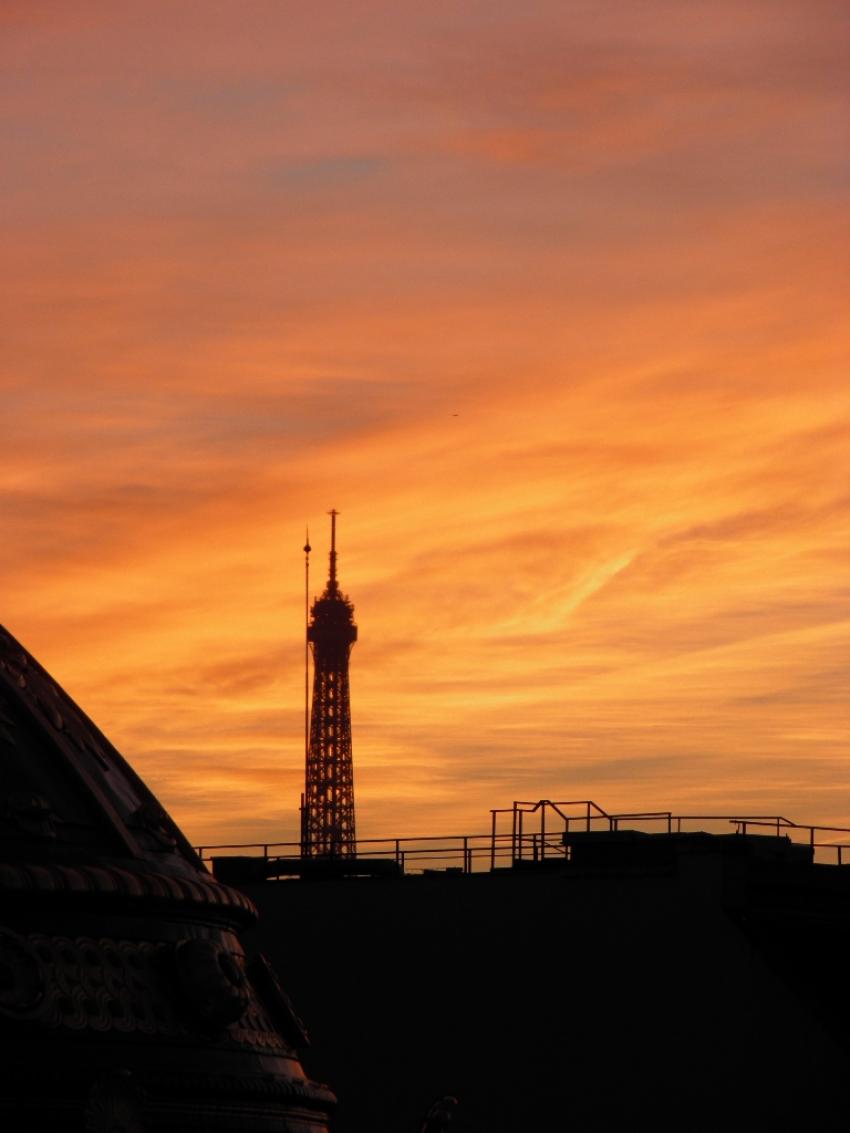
194 799 850 876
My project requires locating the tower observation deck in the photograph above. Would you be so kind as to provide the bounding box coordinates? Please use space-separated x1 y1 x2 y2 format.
302 510 358 858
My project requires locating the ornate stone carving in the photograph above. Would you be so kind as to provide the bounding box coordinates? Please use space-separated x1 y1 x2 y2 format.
174 937 250 1027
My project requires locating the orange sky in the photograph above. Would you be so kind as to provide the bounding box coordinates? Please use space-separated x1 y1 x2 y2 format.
2 1 848 848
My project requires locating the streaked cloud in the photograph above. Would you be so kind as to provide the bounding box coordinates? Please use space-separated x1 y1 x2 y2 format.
1 1 847 848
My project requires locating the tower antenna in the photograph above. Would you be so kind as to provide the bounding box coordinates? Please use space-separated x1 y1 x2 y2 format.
328 508 338 589
301 526 311 854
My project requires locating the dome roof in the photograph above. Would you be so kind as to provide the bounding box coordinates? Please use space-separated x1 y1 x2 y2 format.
0 624 335 1130
0 624 217 886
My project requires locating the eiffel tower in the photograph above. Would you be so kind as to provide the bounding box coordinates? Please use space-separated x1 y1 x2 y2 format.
302 510 358 857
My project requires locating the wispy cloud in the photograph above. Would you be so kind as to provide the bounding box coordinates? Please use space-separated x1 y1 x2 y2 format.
1 1 847 845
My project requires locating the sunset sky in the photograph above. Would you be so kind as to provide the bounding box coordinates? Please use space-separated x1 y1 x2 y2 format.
2 1 848 849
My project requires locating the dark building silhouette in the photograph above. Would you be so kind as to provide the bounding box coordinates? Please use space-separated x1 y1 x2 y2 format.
302 510 358 858
206 802 850 1130
238 826 850 1133
0 625 334 1130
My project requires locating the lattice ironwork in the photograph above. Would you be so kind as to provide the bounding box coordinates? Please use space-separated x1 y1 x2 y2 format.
303 511 358 857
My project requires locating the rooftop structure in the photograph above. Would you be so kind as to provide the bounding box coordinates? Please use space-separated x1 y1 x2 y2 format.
207 796 850 880
210 799 850 1133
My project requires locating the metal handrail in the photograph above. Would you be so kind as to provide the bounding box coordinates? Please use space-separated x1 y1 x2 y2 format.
195 800 850 874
